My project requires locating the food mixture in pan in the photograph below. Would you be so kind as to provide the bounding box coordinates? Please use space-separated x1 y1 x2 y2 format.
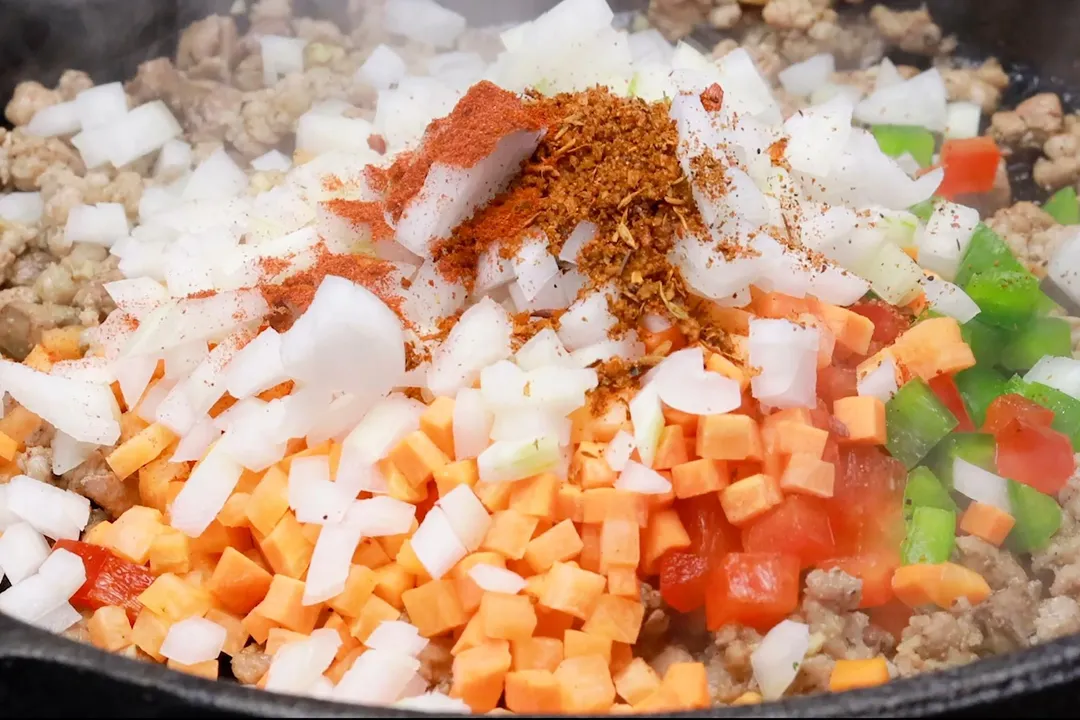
3 0 1080 712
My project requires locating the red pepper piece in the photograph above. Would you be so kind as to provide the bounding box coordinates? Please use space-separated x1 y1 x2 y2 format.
53 540 154 620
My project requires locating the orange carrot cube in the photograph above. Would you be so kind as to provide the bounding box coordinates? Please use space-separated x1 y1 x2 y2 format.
554 655 616 713
217 492 251 528
719 473 783 526
671 458 730 498
539 562 607 620
662 405 699 437
534 606 576 639
138 573 212 621
246 466 289 536
641 508 691 574
600 517 640 571
452 551 507 613
451 640 513 712
829 657 891 692
401 578 469 637
564 629 612 664
505 669 562 713
106 506 164 565
959 502 1016 547
450 612 487 656
818 304 875 356
420 396 456 459
347 594 400 643
265 628 310 656
257 511 314 579
371 562 415 610
774 422 829 458
581 488 648 527
660 662 710 709
204 608 248 657
653 425 690 470
779 453 836 498
573 443 617 489
251 575 321 634
387 430 450 487
433 459 478 497
512 636 564 672
479 592 537 640
696 414 763 461
384 459 429 503
606 566 639 598
327 564 377 618
833 396 887 445
510 472 559 517
0 431 17 461
168 658 219 680
555 484 585 522
131 608 171 661
481 509 540 560
148 529 191 576
88 605 133 652
106 422 177 480
241 608 279 645
581 594 644 644
705 353 750 389
524 519 584 574
614 657 661 705
352 539 392 570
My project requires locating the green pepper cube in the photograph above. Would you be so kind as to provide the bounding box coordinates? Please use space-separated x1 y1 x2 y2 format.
901 506 957 565
960 317 1009 367
953 366 1008 427
964 270 1043 330
909 198 937 223
903 467 958 520
886 378 959 468
1004 376 1080 450
1007 479 1062 553
955 224 1027 288
1000 317 1073 371
924 432 996 488
1043 186 1080 225
872 125 936 167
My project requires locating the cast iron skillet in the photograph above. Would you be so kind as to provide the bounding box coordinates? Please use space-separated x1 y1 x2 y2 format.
2 0 1080 716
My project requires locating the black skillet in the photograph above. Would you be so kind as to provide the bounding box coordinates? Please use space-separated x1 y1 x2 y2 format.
2 0 1080 716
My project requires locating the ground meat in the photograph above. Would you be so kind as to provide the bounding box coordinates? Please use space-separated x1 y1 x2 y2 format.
8 250 52 287
0 221 38 283
699 625 762 702
971 580 1040 654
177 15 240 82
417 637 453 691
991 93 1065 150
707 0 742 30
1 128 86 191
798 570 894 662
55 70 94 101
249 0 294 36
702 641 752 702
762 0 834 33
231 644 271 685
804 568 862 611
4 81 61 127
178 81 246 145
1032 517 1080 598
294 17 351 46
868 3 953 56
61 450 139 519
17 444 53 483
1034 115 1080 191
1034 596 1080 642
0 300 77 360
892 608 984 677
646 0 712 40
791 653 834 694
649 643 695 678
638 581 671 656
954 535 1032 590
940 58 1010 114
986 200 1063 276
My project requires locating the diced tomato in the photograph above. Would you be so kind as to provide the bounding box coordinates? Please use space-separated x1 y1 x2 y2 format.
818 365 858 409
996 420 1076 495
819 552 899 608
659 495 742 612
705 552 800 632
53 540 154 620
742 496 836 569
848 299 911 352
983 394 1054 436
826 446 906 557
929 374 975 432
866 599 915 640
936 136 1002 199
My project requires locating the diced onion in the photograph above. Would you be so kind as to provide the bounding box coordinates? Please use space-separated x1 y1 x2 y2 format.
169 441 244 537
75 82 127 130
334 648 421 704
51 432 98 476
347 496 417 537
920 273 980 323
384 0 466 48
410 507 468 580
1026 356 1080 399
366 620 429 657
264 628 341 694
428 298 513 397
778 53 835 97
7 475 90 541
945 102 981 139
0 192 44 225
26 102 81 137
857 356 900 402
359 44 408 90
437 485 492 552
604 430 636 472
651 347 742 416
558 221 596 264
953 458 1012 512
451 388 494 461
477 435 560 483
855 68 948 132
615 460 672 495
0 521 52 585
917 201 979 281
752 620 810 700
160 617 227 665
65 203 129 247
514 328 574 371
468 564 526 594
261 35 308 86
557 289 617 351
629 383 664 468
749 318 819 409
304 520 365 605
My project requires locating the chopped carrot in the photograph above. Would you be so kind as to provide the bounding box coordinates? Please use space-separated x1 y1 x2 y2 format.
600 517 640 571
705 352 750 390
88 605 133 652
719 473 783 525
671 458 730 498
453 552 508 613
510 472 559 517
892 318 975 379
891 562 991 609
401 578 469 637
385 458 429 503
817 304 876 356
653 425 690 471
658 662 710 709
479 592 537 640
451 612 488 656
534 606 576 639
555 484 585 522
265 628 310 656
21 345 52 372
105 506 164 565
512 637 564 672
564 629 612 664
752 290 811 320
662 405 699 437
138 573 212 621
371 562 415 609
241 608 279 645
959 501 1015 547
82 520 113 547
540 562 607 620
774 422 829 458
474 479 513 512
451 640 513 712
130 608 171 662
570 402 629 444
481 509 540 560
217 492 251 528
0 405 41 447
640 324 686 355
433 459 479 497
205 608 248 657
698 303 752 334
733 691 763 705
613 657 661 705
611 641 633 675
829 657 891 692
505 669 562 713
148 529 192 576
190 520 251 556
167 658 219 680
106 422 177 480
376 522 414 560
420 396 456 459
581 594 644 644
779 454 836 498
641 508 691 574
252 575 321 634
832 396 887 445
347 594 400 643
326 646 364 685
387 430 450 487
327 564 377 618
0 431 17 461
40 326 83 359
524 519 584 574
554 655 616 713
696 414 763 461
322 611 360 660
582 488 648 526
394 540 432 583
138 454 189 514
257 511 314 579
246 466 290 536
606 566 639 598
118 412 150 444
352 539 392 570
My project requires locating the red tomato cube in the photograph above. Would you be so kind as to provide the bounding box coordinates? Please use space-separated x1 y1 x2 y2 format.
705 552 800 632
937 137 1002 198
819 552 899 608
996 421 1076 495
659 551 710 613
929 374 975 432
982 394 1054 436
742 496 836 569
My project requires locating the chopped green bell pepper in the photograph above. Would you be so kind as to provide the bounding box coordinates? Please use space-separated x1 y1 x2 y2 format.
909 198 937 223
886 378 959 468
924 432 996 488
964 270 1044 330
1004 376 1080 449
960 317 1009 367
1007 479 1062 553
872 125 936 167
1043 186 1080 225
901 506 957 565
954 366 1008 427
955 224 1027 288
1001 317 1073 371
903 467 958 520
